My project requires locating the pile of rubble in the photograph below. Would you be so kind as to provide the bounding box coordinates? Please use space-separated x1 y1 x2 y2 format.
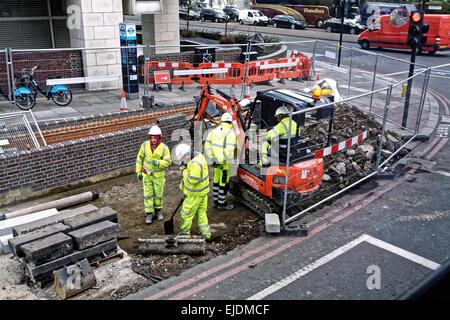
301 104 406 188
6 204 120 286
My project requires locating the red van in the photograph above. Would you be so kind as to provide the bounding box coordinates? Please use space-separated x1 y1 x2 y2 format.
358 14 450 54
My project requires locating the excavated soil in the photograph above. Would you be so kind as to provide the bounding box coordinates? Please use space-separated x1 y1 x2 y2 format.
89 169 263 285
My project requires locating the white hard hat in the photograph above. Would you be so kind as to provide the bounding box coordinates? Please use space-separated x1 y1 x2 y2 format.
275 106 289 116
239 98 251 108
148 125 162 135
221 112 232 122
172 143 191 163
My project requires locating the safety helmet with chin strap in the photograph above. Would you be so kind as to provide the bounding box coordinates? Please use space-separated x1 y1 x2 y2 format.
148 125 162 149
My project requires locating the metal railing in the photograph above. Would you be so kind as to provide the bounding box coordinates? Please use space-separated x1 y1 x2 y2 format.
0 110 46 154
278 65 431 227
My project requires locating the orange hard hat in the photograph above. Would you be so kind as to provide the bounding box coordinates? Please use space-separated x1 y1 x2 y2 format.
312 88 321 100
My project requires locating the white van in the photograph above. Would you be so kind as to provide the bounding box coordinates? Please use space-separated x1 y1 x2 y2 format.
238 10 269 26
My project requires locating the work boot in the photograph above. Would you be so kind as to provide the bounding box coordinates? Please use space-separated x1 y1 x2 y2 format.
155 209 164 221
217 202 234 210
145 214 153 225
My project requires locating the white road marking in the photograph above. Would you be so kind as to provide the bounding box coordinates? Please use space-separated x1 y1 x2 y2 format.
427 170 450 178
247 234 441 300
363 236 441 270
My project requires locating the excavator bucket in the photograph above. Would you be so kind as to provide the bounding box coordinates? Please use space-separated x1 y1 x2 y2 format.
52 258 96 299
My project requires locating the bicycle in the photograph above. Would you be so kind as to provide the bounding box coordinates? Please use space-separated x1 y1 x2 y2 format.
0 84 36 110
18 66 72 106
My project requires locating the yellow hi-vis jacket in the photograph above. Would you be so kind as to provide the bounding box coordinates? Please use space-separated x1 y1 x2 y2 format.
204 122 237 164
180 153 210 197
267 117 298 142
135 141 172 178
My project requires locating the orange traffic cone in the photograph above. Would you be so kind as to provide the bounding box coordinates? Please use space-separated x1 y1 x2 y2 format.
243 83 251 99
316 74 320 81
120 89 128 112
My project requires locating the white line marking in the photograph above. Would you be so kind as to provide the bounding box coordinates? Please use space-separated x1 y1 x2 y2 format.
247 234 441 300
428 170 450 178
363 236 441 270
247 234 370 300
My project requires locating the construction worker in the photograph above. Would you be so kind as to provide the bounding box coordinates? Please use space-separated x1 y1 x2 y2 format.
173 143 211 240
259 106 298 167
136 125 172 225
204 112 236 210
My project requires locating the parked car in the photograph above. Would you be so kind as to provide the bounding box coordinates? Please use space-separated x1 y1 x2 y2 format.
239 9 269 26
223 5 240 22
324 18 366 35
270 15 307 30
200 8 228 22
179 8 200 21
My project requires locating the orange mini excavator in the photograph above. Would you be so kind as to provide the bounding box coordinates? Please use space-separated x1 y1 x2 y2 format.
189 85 332 218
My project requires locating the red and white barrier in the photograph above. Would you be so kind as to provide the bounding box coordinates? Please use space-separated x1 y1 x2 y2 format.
314 131 369 158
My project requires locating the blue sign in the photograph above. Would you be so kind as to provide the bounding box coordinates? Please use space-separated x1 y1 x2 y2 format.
119 23 136 40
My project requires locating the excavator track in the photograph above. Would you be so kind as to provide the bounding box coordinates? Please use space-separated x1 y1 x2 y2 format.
229 177 279 218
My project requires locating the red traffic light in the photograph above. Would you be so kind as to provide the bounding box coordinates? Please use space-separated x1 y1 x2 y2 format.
411 12 423 23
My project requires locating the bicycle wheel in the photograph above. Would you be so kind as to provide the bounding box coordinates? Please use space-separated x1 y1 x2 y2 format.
51 87 72 106
15 93 36 110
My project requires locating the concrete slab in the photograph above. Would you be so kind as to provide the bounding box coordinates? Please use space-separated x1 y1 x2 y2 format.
0 208 59 237
68 220 119 250
8 223 71 257
12 204 98 236
21 233 73 266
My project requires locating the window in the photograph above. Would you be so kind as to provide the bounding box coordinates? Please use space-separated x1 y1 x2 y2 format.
248 12 253 17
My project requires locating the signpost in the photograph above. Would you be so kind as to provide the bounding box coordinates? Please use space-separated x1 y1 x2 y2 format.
153 70 172 92
119 23 139 100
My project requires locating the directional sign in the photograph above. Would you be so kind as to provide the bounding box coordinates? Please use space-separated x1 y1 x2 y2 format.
154 70 171 84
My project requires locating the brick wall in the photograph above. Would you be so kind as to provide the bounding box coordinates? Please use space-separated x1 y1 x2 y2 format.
0 113 190 206
0 50 84 93
40 104 195 144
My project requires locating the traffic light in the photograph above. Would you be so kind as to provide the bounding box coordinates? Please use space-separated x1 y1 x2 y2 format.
407 11 424 48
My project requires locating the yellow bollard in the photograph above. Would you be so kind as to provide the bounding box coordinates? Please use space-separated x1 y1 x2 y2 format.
401 83 408 97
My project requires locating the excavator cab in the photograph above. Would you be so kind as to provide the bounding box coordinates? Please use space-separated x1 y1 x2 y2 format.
234 88 330 215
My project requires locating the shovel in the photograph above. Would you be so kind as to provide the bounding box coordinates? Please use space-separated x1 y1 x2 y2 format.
164 197 184 235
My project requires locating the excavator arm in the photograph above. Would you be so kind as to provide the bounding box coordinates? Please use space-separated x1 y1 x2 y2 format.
192 85 248 161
